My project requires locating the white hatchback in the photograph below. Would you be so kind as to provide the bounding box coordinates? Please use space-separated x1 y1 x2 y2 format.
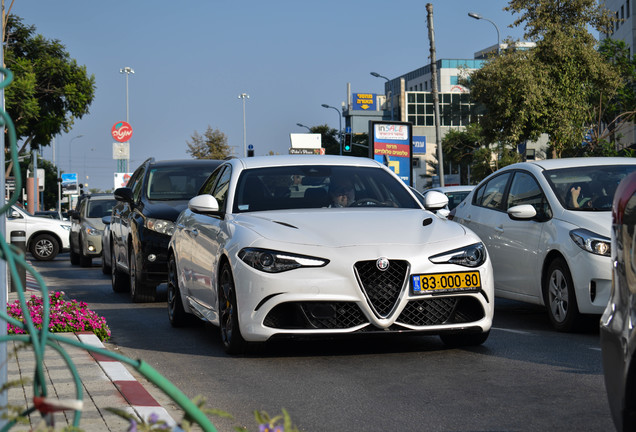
450 157 636 331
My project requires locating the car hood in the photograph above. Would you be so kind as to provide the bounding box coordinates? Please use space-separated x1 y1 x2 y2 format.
234 209 470 247
556 209 611 236
144 199 189 221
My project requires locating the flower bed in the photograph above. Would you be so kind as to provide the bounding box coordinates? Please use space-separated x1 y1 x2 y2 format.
6 291 111 341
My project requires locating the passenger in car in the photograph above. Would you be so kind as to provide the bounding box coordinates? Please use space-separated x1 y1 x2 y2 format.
568 183 592 209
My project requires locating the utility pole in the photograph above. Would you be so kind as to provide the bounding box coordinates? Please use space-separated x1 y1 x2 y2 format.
426 3 444 187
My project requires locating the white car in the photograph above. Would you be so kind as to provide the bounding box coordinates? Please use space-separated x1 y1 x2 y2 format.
6 204 71 261
423 185 475 210
450 157 636 331
168 155 494 354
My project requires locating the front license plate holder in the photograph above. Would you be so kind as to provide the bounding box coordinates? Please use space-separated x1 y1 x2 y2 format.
412 271 481 295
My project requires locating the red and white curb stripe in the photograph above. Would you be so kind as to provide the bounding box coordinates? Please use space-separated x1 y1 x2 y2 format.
77 333 176 427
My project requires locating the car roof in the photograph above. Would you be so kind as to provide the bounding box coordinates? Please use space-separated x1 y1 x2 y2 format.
428 185 475 193
226 155 385 169
148 159 223 169
507 157 636 171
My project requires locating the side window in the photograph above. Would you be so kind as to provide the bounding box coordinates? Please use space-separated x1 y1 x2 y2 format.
78 198 88 217
475 173 511 210
131 168 145 201
211 167 231 211
507 172 552 219
199 165 225 195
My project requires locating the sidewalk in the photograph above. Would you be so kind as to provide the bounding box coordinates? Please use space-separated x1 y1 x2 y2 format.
4 273 179 431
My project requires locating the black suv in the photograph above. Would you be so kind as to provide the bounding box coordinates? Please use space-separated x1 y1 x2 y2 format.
109 158 221 302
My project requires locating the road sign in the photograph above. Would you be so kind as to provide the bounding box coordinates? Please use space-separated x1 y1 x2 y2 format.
112 121 133 143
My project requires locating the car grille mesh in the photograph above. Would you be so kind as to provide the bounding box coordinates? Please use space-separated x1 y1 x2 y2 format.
264 302 367 330
398 297 484 326
354 260 409 318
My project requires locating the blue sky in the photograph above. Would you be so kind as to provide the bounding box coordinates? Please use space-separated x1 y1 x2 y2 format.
13 1 528 191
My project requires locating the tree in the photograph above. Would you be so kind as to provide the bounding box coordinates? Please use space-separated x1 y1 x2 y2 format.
4 15 96 155
186 126 231 159
305 124 339 155
468 0 622 158
12 155 59 210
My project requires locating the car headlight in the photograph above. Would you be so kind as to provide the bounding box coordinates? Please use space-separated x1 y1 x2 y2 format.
238 248 329 273
84 224 102 236
570 228 610 256
146 218 175 236
429 242 487 268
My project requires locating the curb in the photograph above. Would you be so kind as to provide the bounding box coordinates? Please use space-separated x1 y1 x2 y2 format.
77 332 177 427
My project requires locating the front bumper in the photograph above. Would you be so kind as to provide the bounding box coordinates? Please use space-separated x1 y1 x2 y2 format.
232 254 495 343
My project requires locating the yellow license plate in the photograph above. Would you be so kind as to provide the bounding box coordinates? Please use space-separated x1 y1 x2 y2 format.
412 271 481 295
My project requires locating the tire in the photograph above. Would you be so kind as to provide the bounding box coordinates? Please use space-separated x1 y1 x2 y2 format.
544 257 580 332
30 234 59 261
440 330 490 348
101 254 111 275
111 241 130 293
218 262 247 354
167 254 190 327
69 244 80 265
79 239 92 267
129 246 156 303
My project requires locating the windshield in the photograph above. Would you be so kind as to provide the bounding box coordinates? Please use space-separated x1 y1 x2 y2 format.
233 165 420 213
87 199 118 218
147 166 217 201
543 164 636 211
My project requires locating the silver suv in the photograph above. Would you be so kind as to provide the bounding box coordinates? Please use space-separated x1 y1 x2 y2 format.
69 194 117 267
6 205 71 261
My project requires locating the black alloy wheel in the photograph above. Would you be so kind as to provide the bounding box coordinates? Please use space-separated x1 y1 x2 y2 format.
129 245 156 303
111 241 130 293
219 262 247 354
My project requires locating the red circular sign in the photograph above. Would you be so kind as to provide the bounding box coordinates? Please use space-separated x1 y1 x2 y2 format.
111 121 133 143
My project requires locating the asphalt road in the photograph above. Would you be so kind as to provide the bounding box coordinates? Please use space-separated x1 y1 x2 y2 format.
30 254 615 432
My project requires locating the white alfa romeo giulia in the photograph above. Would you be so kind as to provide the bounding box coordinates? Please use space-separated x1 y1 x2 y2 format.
167 155 494 354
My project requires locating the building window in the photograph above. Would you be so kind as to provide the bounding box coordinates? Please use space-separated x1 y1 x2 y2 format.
621 5 624 19
405 92 481 127
627 0 630 18
616 11 619 30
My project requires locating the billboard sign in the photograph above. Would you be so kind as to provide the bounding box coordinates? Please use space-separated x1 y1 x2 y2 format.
352 93 377 111
413 136 426 154
114 172 133 189
112 121 133 143
369 121 413 186
61 173 78 195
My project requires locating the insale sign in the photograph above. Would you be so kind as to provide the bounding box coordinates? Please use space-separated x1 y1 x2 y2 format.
112 121 133 142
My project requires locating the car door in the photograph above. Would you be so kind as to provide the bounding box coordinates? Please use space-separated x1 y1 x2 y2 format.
6 206 27 241
112 164 145 270
494 170 550 300
458 172 513 273
70 198 87 252
188 166 231 310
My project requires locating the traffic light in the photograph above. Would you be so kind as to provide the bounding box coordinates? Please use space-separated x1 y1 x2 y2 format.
343 133 352 153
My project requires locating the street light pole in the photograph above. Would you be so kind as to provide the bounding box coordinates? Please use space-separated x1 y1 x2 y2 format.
119 66 134 172
321 104 342 155
238 93 249 157
468 12 501 55
296 123 312 132
68 134 83 173
370 72 393 120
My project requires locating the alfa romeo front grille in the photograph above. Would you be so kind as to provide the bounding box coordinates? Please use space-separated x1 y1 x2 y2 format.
354 259 409 318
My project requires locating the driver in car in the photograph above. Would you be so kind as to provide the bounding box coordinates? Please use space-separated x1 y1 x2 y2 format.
329 179 355 207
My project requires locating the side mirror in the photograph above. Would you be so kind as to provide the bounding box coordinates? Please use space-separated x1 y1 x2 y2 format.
114 187 134 203
507 204 537 220
188 195 221 216
424 191 449 211
102 215 111 225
